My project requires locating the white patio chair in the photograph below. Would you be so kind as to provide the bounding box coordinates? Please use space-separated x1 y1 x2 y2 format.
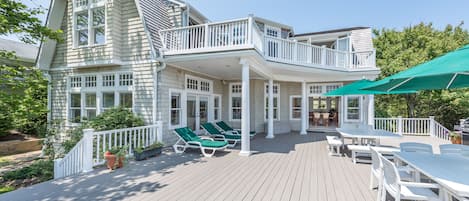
439 144 469 156
380 155 440 201
400 142 433 153
326 136 343 156
370 147 413 201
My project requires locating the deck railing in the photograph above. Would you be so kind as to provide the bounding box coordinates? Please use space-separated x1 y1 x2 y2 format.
159 17 375 70
54 122 163 179
374 116 450 141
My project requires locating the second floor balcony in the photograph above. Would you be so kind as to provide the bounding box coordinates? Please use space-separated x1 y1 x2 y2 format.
159 17 376 70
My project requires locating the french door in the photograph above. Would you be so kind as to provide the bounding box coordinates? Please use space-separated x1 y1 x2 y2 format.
186 94 209 132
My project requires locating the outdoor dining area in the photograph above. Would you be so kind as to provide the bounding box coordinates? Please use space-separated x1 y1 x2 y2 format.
325 44 469 201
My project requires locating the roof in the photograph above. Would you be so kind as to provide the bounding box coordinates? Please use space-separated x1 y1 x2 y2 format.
137 0 172 56
294 27 370 37
0 38 38 63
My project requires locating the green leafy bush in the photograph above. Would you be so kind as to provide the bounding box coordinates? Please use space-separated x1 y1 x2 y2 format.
87 107 144 131
134 142 164 154
2 160 53 181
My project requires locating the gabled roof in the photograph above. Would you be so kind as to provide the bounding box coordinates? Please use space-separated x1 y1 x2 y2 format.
294 27 370 37
0 38 38 63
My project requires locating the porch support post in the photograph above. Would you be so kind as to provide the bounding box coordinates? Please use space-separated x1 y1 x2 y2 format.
300 81 308 135
239 60 251 156
266 79 275 139
367 95 375 127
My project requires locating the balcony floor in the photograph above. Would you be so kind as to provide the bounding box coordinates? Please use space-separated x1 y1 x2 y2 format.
0 133 448 201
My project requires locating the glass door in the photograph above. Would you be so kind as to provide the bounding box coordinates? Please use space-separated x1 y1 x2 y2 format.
187 95 197 131
186 94 210 132
199 96 209 128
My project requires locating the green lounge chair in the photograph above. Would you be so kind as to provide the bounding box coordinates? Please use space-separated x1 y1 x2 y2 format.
201 122 241 147
215 121 256 138
173 127 228 157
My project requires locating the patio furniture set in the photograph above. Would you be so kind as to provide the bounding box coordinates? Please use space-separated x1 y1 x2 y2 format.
327 127 469 201
310 112 338 127
172 121 256 157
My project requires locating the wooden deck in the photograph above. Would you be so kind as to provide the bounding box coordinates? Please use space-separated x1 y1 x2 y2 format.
0 132 448 201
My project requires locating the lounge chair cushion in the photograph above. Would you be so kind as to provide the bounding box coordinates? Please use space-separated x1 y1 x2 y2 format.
216 121 256 136
176 127 228 148
191 139 228 148
223 134 241 140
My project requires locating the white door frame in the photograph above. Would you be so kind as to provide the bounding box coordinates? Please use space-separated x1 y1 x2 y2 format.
186 93 211 133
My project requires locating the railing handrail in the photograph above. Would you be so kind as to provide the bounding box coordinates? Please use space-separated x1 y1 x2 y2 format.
159 17 249 33
93 125 158 135
374 116 450 141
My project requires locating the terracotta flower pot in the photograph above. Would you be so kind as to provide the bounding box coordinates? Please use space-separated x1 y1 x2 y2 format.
104 151 117 170
117 156 124 168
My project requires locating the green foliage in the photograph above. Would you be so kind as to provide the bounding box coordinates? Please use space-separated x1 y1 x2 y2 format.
107 146 128 157
0 185 15 194
1 160 53 182
87 107 144 131
373 22 469 128
134 142 164 154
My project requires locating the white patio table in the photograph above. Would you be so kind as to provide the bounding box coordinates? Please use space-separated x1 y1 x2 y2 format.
394 152 469 201
336 127 402 145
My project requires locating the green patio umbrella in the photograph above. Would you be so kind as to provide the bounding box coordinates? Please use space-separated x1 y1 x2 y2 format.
323 79 415 96
364 44 469 92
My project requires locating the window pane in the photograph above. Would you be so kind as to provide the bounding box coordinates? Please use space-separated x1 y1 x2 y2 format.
94 27 105 44
214 108 219 120
71 94 81 107
85 93 96 107
103 92 114 108
70 109 81 123
347 97 359 107
293 97 301 107
273 97 278 107
171 93 180 108
214 97 219 107
232 97 241 107
292 109 301 119
86 109 96 120
92 8 105 26
78 30 88 46
120 93 133 109
171 110 180 125
76 12 88 29
232 109 241 119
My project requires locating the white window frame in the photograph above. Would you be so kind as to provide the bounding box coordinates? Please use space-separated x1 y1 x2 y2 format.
169 89 185 129
229 82 242 121
290 95 302 120
72 0 106 48
264 83 280 121
344 96 362 122
265 25 281 38
213 94 222 122
307 83 343 96
67 72 134 125
185 75 213 94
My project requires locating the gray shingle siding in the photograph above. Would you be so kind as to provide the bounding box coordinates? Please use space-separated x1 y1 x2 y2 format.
137 0 172 56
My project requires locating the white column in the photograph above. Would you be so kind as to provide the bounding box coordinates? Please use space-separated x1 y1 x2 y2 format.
239 61 251 156
367 95 375 127
266 79 274 139
300 81 308 135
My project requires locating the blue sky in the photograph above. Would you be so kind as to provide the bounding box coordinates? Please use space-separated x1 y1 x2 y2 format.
3 0 469 43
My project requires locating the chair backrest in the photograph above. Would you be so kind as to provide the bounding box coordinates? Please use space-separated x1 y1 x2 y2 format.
440 144 469 155
175 127 200 142
380 154 400 196
400 142 433 153
202 123 222 135
216 121 233 131
314 113 321 118
370 147 382 174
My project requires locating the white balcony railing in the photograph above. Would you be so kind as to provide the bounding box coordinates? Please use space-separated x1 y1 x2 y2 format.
159 17 376 70
374 116 450 141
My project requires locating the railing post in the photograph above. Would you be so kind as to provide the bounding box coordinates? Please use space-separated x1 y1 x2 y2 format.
54 158 63 179
156 121 163 143
429 116 435 136
293 40 298 62
321 45 326 66
460 119 466 130
247 15 253 45
204 24 209 48
83 128 94 173
397 116 403 135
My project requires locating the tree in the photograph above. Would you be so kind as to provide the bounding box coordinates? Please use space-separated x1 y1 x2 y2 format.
373 23 469 128
0 0 62 136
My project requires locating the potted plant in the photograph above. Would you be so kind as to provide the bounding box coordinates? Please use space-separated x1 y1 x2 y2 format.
104 146 127 170
133 142 164 161
449 131 462 144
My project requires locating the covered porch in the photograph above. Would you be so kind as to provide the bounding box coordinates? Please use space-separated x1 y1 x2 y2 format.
0 132 449 201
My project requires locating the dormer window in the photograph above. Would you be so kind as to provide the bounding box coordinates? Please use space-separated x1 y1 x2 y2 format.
73 0 106 47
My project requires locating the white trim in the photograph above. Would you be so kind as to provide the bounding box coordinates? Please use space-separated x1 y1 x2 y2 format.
168 88 186 129
307 82 343 96
229 82 242 121
72 0 107 48
264 83 280 121
184 74 213 94
290 95 302 120
344 95 362 122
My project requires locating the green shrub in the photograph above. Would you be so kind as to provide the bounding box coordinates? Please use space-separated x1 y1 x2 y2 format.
2 160 53 182
88 106 144 131
0 104 13 137
0 185 15 194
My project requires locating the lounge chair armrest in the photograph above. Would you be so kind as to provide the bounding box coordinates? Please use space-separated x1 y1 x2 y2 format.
187 141 202 146
224 131 238 135
199 136 215 141
211 134 226 140
399 181 439 189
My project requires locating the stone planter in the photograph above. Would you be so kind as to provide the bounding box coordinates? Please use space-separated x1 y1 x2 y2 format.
134 147 162 161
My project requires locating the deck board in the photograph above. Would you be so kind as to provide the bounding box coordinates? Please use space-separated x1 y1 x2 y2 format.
0 132 449 201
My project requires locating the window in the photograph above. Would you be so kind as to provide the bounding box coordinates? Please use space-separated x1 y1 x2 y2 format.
213 95 221 121
309 85 323 94
264 83 280 121
290 96 302 120
84 93 97 120
68 72 133 123
346 96 361 121
74 0 105 47
185 75 212 93
170 91 182 126
70 93 81 123
230 83 242 121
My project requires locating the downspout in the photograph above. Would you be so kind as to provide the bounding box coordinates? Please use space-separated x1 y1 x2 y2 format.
45 72 52 126
152 60 167 124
